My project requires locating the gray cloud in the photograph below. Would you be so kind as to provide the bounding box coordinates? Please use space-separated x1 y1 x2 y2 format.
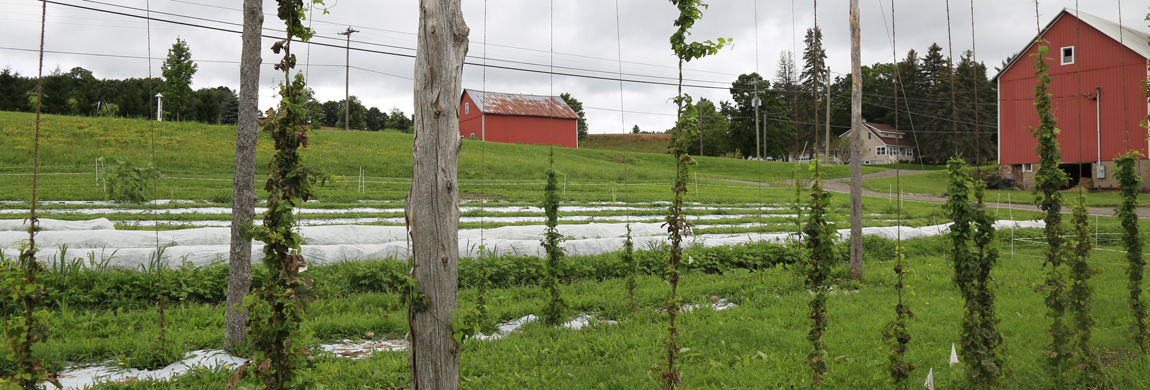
1 0 1144 135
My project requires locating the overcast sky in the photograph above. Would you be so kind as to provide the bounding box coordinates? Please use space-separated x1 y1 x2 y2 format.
2 0 1146 134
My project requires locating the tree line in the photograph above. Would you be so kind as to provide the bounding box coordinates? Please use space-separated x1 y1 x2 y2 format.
668 27 996 165
0 37 414 132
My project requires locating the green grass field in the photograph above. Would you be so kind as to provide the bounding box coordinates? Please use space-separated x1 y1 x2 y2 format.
862 168 1150 208
11 234 1147 389
0 112 885 203
579 133 673 154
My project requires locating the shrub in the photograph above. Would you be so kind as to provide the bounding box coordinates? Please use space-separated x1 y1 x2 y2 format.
99 157 161 203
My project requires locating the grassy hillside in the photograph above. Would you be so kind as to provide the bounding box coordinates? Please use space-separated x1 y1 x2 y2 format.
580 133 672 154
0 112 884 202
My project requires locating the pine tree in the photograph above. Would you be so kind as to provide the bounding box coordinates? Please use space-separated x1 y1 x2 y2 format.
0 67 31 112
799 27 827 153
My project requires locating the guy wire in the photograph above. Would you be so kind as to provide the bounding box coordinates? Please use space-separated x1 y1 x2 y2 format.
970 0 981 172
30 0 46 259
946 0 958 157
615 0 627 209
146 0 165 351
481 0 487 247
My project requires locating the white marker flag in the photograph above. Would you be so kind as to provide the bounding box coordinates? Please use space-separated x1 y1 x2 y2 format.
950 343 959 367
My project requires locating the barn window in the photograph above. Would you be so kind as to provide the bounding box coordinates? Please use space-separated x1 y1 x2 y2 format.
465 102 470 114
1023 163 1034 172
1061 46 1074 65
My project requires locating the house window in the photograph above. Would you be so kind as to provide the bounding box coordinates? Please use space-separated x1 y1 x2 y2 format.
876 147 886 156
1061 46 1074 65
465 102 470 114
904 148 913 157
1023 163 1034 172
867 132 872 140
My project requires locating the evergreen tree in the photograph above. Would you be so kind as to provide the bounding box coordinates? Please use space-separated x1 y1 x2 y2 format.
954 51 997 165
191 87 221 124
69 67 99 116
218 89 239 125
0 67 30 112
774 50 799 138
918 43 957 163
799 27 828 152
40 66 70 115
161 37 198 121
117 80 146 118
560 93 589 141
893 49 922 132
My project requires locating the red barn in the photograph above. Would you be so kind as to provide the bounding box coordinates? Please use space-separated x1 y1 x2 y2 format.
459 89 579 148
993 8 1150 190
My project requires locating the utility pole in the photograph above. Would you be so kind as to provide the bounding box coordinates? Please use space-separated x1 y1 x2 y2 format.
753 88 761 160
338 26 359 131
825 68 831 161
699 109 704 156
849 0 864 279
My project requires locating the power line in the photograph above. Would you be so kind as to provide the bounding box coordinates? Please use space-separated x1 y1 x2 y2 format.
32 0 1000 112
154 0 743 79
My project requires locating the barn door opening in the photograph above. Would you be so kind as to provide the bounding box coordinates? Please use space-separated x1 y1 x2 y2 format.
1060 162 1092 189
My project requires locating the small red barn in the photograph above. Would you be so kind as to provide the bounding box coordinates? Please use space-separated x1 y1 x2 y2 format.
994 8 1150 190
459 89 579 148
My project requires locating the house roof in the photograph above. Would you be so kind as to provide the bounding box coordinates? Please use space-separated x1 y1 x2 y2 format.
463 89 579 119
840 122 916 147
992 8 1150 82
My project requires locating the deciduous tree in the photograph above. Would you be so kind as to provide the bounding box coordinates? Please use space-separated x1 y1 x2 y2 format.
161 37 198 121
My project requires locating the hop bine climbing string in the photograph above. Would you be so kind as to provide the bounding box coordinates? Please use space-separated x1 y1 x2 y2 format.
1 0 59 387
944 157 1003 387
663 1 728 387
880 1 914 387
231 1 325 388
145 0 167 359
1030 22 1073 385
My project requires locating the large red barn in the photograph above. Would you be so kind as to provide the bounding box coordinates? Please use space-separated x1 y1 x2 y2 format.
994 8 1150 190
459 89 579 148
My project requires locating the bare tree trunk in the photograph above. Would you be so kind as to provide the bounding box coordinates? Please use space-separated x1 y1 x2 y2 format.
408 0 467 388
224 0 262 352
848 0 864 279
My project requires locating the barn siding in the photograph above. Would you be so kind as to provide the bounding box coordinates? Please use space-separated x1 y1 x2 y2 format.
459 93 484 139
997 12 1149 165
484 114 577 148
459 91 579 148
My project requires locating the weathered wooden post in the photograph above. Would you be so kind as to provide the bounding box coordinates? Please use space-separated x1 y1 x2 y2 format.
408 0 468 388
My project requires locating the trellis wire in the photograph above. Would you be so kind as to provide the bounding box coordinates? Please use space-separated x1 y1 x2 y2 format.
145 0 167 351
614 0 628 210
874 0 926 171
29 0 46 270
945 0 958 156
